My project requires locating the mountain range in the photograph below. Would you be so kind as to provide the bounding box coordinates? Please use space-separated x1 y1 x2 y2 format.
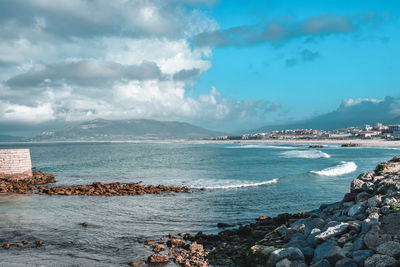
27 119 224 141
254 96 400 132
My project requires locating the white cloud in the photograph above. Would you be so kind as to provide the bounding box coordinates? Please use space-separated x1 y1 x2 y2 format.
342 97 384 107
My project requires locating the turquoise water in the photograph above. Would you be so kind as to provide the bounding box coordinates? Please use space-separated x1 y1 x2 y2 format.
0 141 399 265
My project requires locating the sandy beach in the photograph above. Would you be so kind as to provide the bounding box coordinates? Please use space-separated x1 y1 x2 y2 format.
199 139 400 147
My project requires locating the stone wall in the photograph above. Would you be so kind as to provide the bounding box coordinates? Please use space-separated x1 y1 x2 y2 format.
0 149 32 179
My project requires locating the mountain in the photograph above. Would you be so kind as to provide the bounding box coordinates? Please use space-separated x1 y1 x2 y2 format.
27 119 225 141
0 135 24 142
255 96 400 132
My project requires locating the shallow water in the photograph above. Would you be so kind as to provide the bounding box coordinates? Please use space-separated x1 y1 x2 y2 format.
0 141 399 265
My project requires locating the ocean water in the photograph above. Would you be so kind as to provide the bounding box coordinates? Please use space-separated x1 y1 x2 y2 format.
0 141 399 266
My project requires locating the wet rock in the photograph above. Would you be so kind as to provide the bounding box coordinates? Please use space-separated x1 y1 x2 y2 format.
356 192 372 203
249 245 276 261
217 222 233 228
267 247 304 267
167 239 185 248
257 215 267 221
2 243 11 249
343 193 357 202
376 241 400 258
276 258 308 267
81 222 88 227
153 244 165 253
364 254 397 267
148 254 169 263
130 261 145 266
144 240 153 245
22 240 28 245
35 240 43 246
352 237 365 251
17 243 22 248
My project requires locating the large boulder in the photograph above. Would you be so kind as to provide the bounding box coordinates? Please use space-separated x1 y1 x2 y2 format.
363 227 392 250
267 247 304 267
364 254 397 267
351 249 374 266
348 203 365 217
376 241 400 258
313 240 345 265
315 223 349 243
351 179 365 193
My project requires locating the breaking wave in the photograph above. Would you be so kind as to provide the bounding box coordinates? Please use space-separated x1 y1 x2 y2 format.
310 161 357 176
225 145 297 149
190 178 278 190
280 150 331 159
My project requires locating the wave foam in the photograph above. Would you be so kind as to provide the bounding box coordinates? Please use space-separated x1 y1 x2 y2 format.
280 150 331 159
225 145 296 149
310 161 357 176
191 178 278 190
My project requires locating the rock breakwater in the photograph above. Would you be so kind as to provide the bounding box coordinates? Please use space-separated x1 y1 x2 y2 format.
147 157 400 266
0 170 55 194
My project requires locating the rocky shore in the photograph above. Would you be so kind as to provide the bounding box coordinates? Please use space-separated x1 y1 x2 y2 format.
142 157 400 266
0 171 190 196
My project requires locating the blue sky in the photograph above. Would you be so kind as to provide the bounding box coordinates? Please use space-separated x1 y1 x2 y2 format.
193 0 400 119
0 0 399 135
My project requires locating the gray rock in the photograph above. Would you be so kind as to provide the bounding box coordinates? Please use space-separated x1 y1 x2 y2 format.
368 212 379 220
381 205 391 215
352 237 366 251
348 203 365 217
337 233 352 247
300 246 314 263
364 228 392 250
364 254 397 267
367 195 382 208
334 258 357 267
277 225 288 237
315 222 349 243
307 228 322 248
356 193 372 203
376 241 400 258
267 247 304 267
311 259 332 267
313 240 345 265
351 179 365 193
361 182 375 192
276 259 308 267
358 172 374 181
342 242 353 257
352 249 374 266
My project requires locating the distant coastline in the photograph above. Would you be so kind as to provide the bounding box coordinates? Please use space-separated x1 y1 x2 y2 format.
197 138 400 147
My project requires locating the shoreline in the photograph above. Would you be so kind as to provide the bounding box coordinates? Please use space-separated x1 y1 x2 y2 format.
2 138 400 147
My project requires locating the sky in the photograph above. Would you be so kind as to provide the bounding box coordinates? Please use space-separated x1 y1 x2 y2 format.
1 0 400 136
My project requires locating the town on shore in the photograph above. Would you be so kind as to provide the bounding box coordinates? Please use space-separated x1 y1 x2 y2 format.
209 123 400 141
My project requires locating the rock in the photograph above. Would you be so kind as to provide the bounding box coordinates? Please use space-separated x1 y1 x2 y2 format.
130 261 145 266
361 182 375 193
381 205 391 215
276 258 308 267
17 243 23 248
267 247 305 267
144 240 153 245
348 203 365 217
217 222 233 228
81 221 88 227
300 246 314 263
356 192 372 203
307 228 322 247
352 250 374 266
22 240 28 245
189 242 203 253
148 254 169 263
311 259 332 267
167 239 185 248
364 254 397 267
351 179 365 193
334 258 357 267
364 228 392 250
376 241 400 258
2 243 11 249
153 244 165 253
257 215 267 221
352 237 365 251
315 222 349 243
249 245 276 259
35 240 43 246
313 240 345 265
367 195 382 208
343 193 357 202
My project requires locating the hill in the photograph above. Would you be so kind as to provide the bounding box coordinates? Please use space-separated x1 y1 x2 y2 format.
27 119 224 141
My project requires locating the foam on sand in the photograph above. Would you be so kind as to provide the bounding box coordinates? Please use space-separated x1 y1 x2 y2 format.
310 161 357 176
190 178 278 190
280 150 331 159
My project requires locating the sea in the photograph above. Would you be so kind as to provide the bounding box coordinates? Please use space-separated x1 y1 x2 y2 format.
0 141 399 266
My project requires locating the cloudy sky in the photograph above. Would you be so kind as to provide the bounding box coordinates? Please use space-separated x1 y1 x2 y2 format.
1 0 400 136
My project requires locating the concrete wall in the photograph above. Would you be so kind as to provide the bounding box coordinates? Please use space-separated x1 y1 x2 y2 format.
0 149 32 179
